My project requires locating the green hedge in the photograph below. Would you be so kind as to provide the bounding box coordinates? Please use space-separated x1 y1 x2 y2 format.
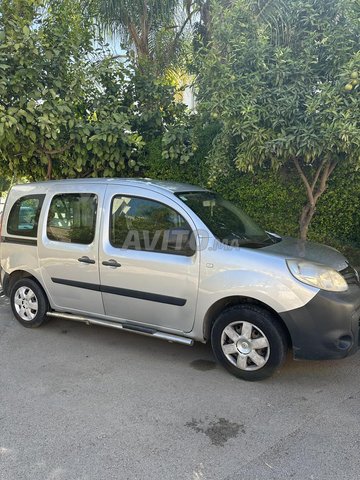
215 167 360 266
143 139 360 265
142 137 207 185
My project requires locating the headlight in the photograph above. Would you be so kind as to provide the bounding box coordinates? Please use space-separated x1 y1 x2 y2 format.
286 259 348 292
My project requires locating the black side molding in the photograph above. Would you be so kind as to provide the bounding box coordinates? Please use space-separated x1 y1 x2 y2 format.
52 278 100 292
1 236 37 246
101 284 186 306
51 278 187 307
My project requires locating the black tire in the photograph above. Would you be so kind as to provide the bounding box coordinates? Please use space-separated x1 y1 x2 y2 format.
10 278 49 328
211 304 288 381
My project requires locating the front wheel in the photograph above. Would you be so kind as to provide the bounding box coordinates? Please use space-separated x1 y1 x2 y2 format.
10 278 49 328
211 304 288 381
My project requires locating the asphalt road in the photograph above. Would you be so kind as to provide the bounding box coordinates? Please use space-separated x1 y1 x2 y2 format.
1 291 360 480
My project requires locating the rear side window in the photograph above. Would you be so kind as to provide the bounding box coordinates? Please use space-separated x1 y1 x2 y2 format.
7 195 45 238
47 193 97 244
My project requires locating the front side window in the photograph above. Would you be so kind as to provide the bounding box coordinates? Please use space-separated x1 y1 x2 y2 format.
110 196 194 256
7 195 45 238
47 193 97 244
177 191 275 248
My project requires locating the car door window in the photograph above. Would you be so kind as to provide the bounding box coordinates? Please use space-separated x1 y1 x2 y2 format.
47 193 97 244
110 196 195 256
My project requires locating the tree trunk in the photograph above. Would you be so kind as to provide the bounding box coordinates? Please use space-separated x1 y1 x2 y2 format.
293 158 337 241
45 152 52 180
299 203 316 241
201 0 212 41
127 1 150 62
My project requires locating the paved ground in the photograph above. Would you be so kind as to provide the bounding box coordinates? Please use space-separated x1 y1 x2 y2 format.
1 292 360 480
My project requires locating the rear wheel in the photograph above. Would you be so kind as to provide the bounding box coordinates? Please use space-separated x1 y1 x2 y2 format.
10 278 49 328
211 304 287 381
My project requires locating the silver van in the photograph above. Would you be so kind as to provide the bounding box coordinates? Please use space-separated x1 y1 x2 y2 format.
1 179 359 380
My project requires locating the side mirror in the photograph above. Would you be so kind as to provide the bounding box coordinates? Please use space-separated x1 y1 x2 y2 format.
265 231 282 243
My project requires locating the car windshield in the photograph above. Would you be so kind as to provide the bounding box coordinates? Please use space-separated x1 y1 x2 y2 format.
177 191 275 248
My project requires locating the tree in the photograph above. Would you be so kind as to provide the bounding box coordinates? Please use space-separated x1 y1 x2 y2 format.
0 0 143 180
0 176 11 199
196 0 360 239
185 0 212 48
93 0 202 174
95 0 191 69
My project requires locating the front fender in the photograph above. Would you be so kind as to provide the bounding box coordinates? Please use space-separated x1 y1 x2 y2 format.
191 267 318 341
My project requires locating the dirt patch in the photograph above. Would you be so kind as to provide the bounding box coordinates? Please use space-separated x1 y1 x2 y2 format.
186 417 244 446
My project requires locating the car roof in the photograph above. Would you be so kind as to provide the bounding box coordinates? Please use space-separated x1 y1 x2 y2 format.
18 178 208 195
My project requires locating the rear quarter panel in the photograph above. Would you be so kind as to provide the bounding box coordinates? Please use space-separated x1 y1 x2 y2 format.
1 184 46 290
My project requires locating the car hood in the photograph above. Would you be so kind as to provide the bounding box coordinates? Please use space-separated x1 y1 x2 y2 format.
263 236 348 272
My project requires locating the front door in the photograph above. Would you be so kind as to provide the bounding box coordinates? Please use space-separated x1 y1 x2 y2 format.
99 186 200 333
38 184 104 316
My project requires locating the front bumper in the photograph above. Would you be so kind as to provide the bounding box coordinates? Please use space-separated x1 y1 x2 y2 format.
280 284 360 360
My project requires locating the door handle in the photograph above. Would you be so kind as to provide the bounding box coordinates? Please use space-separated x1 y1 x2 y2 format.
78 256 96 264
102 259 121 268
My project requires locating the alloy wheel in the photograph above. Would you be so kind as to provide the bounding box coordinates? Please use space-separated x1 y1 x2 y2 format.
14 286 39 321
221 321 270 371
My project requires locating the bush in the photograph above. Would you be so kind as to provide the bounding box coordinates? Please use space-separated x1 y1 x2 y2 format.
213 169 303 238
142 137 206 185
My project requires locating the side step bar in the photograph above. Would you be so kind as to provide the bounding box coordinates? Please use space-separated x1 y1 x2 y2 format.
46 311 194 346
